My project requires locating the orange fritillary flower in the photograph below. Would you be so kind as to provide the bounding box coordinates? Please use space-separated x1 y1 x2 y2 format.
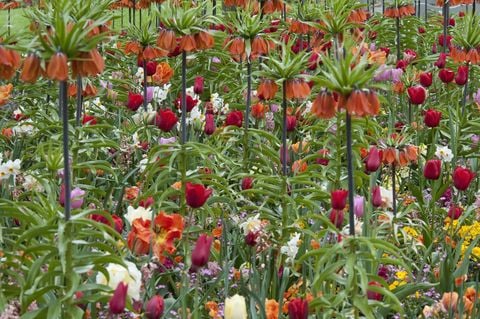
257 79 278 100
179 35 197 52
0 83 13 106
195 31 214 50
382 147 397 165
157 29 177 52
285 79 311 100
46 52 69 81
228 37 246 57
20 54 42 83
0 46 21 80
124 41 141 55
311 91 338 119
152 62 174 85
252 36 270 57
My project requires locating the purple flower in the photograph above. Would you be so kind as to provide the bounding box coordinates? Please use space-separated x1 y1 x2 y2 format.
471 135 480 148
146 87 154 103
159 137 176 144
212 57 221 63
354 195 365 218
71 187 86 209
270 104 279 113
474 88 480 105
391 68 404 83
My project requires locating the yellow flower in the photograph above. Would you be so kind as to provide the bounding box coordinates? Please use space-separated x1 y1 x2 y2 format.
224 294 247 319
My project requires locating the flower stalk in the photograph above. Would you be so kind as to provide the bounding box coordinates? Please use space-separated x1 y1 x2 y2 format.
282 80 288 176
75 75 83 126
346 112 355 236
60 81 71 221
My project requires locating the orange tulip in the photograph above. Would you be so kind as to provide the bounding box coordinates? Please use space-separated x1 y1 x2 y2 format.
152 62 174 85
251 102 266 119
311 91 337 119
0 83 13 106
257 79 278 100
194 31 214 50
47 52 69 81
179 35 196 52
20 54 42 83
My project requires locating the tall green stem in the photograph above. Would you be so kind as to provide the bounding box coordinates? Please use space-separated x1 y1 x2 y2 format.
282 80 288 176
392 164 397 218
60 81 71 221
244 61 251 171
395 17 401 61
461 63 470 118
346 113 355 236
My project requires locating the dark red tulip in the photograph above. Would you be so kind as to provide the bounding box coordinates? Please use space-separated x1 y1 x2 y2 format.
329 209 344 228
308 52 320 70
424 109 442 128
448 205 463 219
127 92 143 111
316 149 330 166
241 177 254 190
191 234 213 269
365 146 381 172
372 186 382 207
155 108 178 132
434 52 447 69
423 159 442 180
418 27 426 34
459 11 465 17
204 113 216 135
407 85 426 105
145 295 164 319
438 35 452 48
225 110 243 127
453 166 475 191
90 214 123 233
455 65 468 85
175 94 198 112
286 115 297 132
367 281 383 301
396 59 408 71
331 189 348 210
419 72 433 87
379 47 390 57
288 298 308 319
82 114 97 125
194 76 204 94
439 68 455 83
109 282 128 314
145 61 157 76
186 182 212 208
139 197 154 208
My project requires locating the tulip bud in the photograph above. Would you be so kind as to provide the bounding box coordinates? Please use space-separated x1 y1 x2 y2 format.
423 159 442 180
372 186 382 207
434 52 447 69
424 109 442 128
367 281 383 301
407 85 426 105
354 195 365 218
419 72 433 87
245 231 258 246
225 110 243 127
447 205 463 220
452 166 475 191
59 185 85 209
191 234 213 270
455 65 468 85
224 294 247 319
286 115 297 132
365 146 381 172
194 76 204 94
155 108 178 132
331 189 348 210
241 177 254 190
82 114 97 125
204 114 216 135
316 149 330 166
329 209 344 228
186 182 212 208
439 68 455 83
109 282 128 314
127 92 144 111
145 295 164 319
288 298 308 319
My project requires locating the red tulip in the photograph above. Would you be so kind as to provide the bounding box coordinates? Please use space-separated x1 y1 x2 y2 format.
365 146 381 172
194 76 204 94
241 177 254 190
423 159 442 180
439 68 455 83
434 52 447 69
82 114 97 125
418 27 426 34
145 61 157 76
139 197 154 208
331 189 348 210
452 166 475 191
424 109 442 128
245 231 259 246
448 205 463 220
459 11 465 17
367 281 383 301
204 113 216 135
90 214 123 233
407 85 426 105
329 209 344 228
455 65 468 85
109 282 128 314
175 94 198 112
186 182 212 208
316 149 329 166
191 234 213 270
155 108 178 132
127 92 143 111
145 295 164 319
286 115 297 132
438 35 452 48
372 186 382 207
419 72 433 87
288 298 308 319
396 59 408 71
225 110 243 127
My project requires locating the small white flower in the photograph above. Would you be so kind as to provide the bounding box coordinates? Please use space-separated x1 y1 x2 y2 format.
380 186 394 209
153 84 171 103
303 100 313 116
132 103 156 125
96 261 142 300
280 232 301 263
435 145 453 163
13 119 36 136
124 205 153 225
2 159 21 176
187 106 204 124
23 174 44 192
138 156 149 173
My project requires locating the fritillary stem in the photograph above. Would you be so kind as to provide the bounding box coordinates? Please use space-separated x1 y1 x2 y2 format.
346 112 355 236
60 81 71 221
